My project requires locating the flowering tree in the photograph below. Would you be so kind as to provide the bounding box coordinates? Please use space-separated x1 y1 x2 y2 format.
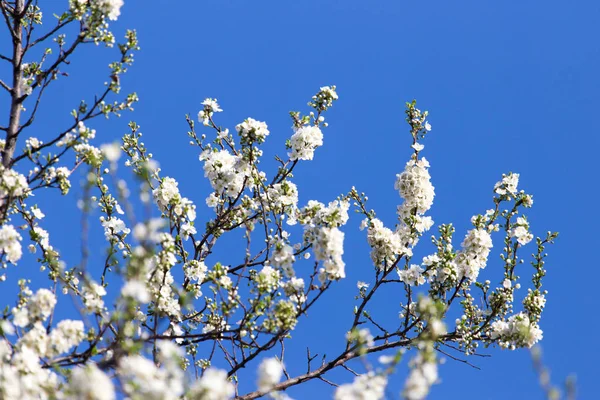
0 1 558 399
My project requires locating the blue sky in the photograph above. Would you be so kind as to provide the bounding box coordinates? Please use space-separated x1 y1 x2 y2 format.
3 0 600 398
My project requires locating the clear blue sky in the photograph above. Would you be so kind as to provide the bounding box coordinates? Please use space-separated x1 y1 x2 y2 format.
3 0 599 398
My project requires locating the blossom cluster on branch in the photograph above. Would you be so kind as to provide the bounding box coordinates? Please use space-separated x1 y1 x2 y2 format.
0 1 557 400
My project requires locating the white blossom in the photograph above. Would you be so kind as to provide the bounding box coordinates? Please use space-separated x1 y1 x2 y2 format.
269 239 296 277
121 280 150 303
153 177 181 210
202 150 248 198
494 172 519 196
28 288 57 322
184 260 208 282
0 167 29 199
257 357 284 391
455 228 493 281
30 207 45 220
398 264 426 286
101 216 130 240
255 265 281 292
67 363 115 400
311 226 345 281
0 224 22 263
48 319 85 356
489 312 543 349
335 373 387 400
82 282 107 313
118 354 184 400
101 142 122 162
188 368 235 400
288 125 323 161
81 0 125 21
283 277 305 304
32 226 51 249
402 356 438 400
511 216 533 245
264 180 298 214
395 157 435 218
365 218 408 267
236 118 270 144
198 98 223 125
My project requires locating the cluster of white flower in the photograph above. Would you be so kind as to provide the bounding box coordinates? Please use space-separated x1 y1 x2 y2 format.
42 166 71 194
309 86 338 111
101 216 130 242
406 103 431 135
77 0 124 21
522 193 534 207
395 157 435 218
402 354 439 400
153 177 196 218
25 137 42 150
282 277 305 304
489 312 543 349
47 319 85 356
420 253 457 286
312 226 345 282
263 180 298 215
82 281 107 313
181 221 196 240
184 260 208 283
0 338 61 399
289 199 350 282
455 228 493 281
17 322 49 355
188 368 235 399
153 177 178 208
269 239 296 277
118 350 184 400
334 372 387 400
133 218 165 243
121 280 151 304
198 98 222 126
74 143 103 167
151 177 196 239
511 216 533 245
141 234 180 317
347 327 375 349
150 267 180 318
202 149 250 199
255 265 281 293
288 125 323 161
363 218 410 267
66 363 115 400
494 172 519 196
19 69 33 96
398 264 426 286
360 144 435 272
0 288 91 397
523 288 547 316
28 288 57 322
101 142 122 163
203 313 230 334
57 121 96 147
0 224 22 264
12 288 56 328
0 167 29 199
31 226 51 250
236 118 270 145
30 206 45 220
292 199 350 227
257 357 284 392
